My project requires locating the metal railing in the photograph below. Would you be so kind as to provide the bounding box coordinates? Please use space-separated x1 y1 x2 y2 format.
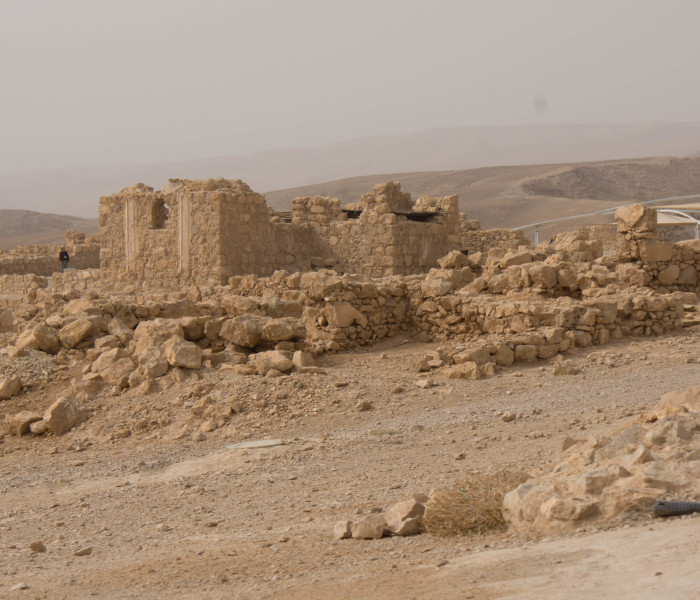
512 193 700 245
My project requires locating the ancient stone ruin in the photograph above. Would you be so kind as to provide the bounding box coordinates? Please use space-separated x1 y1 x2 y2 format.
98 179 513 286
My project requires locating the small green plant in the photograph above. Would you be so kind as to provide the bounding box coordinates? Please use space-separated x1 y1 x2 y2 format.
423 470 527 536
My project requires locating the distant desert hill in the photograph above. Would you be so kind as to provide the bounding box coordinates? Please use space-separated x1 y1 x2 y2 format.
4 155 700 251
2 122 700 218
0 210 98 250
266 155 700 238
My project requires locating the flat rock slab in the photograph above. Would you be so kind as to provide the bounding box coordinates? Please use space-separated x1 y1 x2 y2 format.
226 439 285 450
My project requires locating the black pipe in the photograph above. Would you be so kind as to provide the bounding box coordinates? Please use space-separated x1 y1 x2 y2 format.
654 500 700 517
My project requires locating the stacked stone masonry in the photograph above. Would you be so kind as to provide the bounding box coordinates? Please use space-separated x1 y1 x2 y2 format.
98 179 506 287
0 231 99 276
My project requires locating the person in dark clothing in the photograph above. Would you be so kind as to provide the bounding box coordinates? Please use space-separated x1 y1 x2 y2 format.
59 248 70 273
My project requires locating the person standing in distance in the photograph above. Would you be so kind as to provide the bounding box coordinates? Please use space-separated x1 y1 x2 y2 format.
59 248 70 273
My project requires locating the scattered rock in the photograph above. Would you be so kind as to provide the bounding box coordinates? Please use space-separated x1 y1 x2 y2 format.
43 397 85 435
0 376 22 400
350 514 386 539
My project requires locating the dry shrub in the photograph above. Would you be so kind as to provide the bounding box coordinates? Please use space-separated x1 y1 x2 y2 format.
423 470 529 536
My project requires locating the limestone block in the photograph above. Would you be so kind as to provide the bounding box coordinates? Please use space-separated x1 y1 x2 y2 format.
453 347 490 366
108 318 135 345
514 345 538 362
333 520 352 540
220 314 270 348
221 295 260 316
500 250 533 268
91 347 130 373
676 265 698 286
4 411 41 435
325 302 367 328
261 318 306 343
657 264 680 286
638 239 673 262
138 347 169 378
163 337 203 370
350 514 387 539
439 362 481 380
16 325 60 354
43 397 85 435
384 499 425 536
100 358 136 388
0 376 22 399
420 278 453 297
59 318 94 350
526 264 558 288
437 250 469 269
492 344 515 367
250 350 294 376
178 317 204 341
616 264 650 287
292 351 315 369
133 319 184 355
615 204 657 232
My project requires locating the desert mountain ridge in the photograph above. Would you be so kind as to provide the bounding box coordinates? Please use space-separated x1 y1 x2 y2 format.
2 121 700 218
4 154 700 250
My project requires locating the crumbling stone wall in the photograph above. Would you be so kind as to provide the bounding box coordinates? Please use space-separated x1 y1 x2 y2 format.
458 215 529 254
100 179 473 287
292 183 462 277
0 274 47 294
0 231 99 276
99 179 322 288
615 205 700 290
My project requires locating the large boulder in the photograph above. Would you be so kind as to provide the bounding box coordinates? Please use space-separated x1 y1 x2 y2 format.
108 318 135 345
261 318 306 343
437 250 469 270
58 318 94 349
138 347 169 379
16 325 60 354
133 319 184 355
178 317 205 341
43 397 85 434
615 204 657 233
162 337 202 369
220 314 270 348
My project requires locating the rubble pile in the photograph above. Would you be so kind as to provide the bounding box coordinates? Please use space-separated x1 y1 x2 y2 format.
502 385 700 534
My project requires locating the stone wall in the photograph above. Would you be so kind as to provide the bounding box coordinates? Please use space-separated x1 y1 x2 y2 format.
614 205 700 290
0 231 100 276
292 183 462 277
101 179 473 287
51 269 102 293
459 222 529 254
0 274 47 294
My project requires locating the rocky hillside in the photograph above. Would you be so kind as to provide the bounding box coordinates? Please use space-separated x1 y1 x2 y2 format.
0 210 98 250
266 156 700 232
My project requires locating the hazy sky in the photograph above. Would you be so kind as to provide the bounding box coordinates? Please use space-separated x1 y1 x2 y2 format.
1 0 699 176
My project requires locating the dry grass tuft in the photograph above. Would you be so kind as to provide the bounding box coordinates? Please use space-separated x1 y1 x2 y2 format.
423 470 528 536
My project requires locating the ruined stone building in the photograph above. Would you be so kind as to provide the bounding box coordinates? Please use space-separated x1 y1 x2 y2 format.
98 178 518 288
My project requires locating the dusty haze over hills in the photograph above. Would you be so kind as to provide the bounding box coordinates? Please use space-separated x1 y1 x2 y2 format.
2 1 700 218
2 123 700 218
6 154 700 249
